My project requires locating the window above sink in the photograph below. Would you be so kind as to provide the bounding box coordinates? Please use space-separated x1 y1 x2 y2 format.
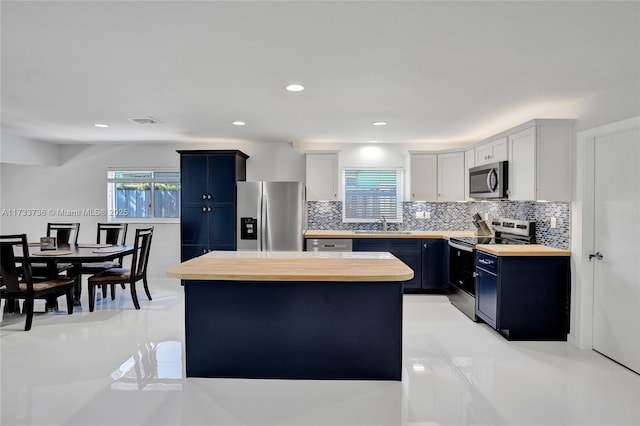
342 168 404 223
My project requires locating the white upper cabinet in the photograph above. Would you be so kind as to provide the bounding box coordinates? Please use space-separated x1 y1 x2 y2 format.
437 152 465 201
306 153 338 201
410 153 438 201
464 148 475 201
475 137 508 166
507 120 574 201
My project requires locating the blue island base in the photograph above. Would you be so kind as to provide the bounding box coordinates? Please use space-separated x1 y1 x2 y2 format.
184 280 403 380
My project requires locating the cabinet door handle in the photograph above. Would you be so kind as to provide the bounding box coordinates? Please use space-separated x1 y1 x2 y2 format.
479 259 493 265
473 272 478 277
208 195 212 200
202 206 207 212
208 207 212 212
202 194 207 200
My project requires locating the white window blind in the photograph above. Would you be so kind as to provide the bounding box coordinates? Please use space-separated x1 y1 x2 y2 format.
342 168 404 223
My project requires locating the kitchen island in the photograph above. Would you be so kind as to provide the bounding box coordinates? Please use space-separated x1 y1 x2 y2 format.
167 251 413 380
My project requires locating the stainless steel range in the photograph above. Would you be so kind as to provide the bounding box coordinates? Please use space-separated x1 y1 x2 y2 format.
448 218 536 321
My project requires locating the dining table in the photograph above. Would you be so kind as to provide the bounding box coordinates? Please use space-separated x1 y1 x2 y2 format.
16 243 134 305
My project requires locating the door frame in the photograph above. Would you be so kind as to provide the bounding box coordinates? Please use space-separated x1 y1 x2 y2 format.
571 115 640 349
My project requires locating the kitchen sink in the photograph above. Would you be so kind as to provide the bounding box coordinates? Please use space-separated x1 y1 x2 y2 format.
353 230 413 234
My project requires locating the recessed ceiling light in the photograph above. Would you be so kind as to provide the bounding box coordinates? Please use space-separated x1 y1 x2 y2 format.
232 121 246 126
286 84 305 92
372 121 387 126
94 123 110 128
368 140 379 144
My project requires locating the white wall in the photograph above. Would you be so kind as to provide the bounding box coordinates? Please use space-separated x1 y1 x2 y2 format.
0 141 304 277
0 132 61 166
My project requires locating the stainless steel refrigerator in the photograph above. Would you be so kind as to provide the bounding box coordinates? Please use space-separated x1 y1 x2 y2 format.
236 181 305 251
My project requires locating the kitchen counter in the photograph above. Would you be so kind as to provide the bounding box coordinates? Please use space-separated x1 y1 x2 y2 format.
167 250 413 282
476 244 571 256
304 230 475 239
168 250 407 380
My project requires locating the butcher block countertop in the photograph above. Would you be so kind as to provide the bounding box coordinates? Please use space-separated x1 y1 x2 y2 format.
304 230 475 239
167 251 414 282
476 244 571 257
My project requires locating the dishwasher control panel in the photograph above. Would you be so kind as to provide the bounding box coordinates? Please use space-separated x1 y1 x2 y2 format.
306 238 353 252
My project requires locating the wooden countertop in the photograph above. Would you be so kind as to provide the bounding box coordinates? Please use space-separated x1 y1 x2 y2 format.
304 230 475 239
167 251 414 282
476 244 571 256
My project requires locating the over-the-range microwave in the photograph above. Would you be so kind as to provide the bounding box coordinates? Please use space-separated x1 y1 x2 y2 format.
469 161 508 199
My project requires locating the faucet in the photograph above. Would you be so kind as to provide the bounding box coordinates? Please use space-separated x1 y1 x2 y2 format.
380 216 388 232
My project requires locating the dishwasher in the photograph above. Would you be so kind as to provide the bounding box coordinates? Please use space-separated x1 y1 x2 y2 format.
306 238 353 252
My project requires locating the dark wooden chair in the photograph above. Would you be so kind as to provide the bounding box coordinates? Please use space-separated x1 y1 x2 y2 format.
87 227 153 312
0 234 75 331
80 223 129 298
80 223 128 274
31 223 81 278
47 222 81 246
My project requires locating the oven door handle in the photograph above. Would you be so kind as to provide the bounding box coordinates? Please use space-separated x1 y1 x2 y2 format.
448 241 475 252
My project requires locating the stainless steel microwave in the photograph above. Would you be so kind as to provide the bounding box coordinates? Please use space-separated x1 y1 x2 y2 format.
469 161 508 199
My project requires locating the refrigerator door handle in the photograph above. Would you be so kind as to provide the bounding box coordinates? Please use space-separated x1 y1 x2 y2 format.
256 195 263 251
261 195 268 251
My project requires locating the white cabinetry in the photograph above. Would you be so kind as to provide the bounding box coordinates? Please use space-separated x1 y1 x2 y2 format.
464 148 475 201
437 152 465 201
410 153 438 201
475 137 508 166
306 153 338 201
507 121 574 201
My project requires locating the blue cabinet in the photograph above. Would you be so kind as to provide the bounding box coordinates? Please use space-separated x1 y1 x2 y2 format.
353 239 421 290
178 150 248 261
353 238 446 292
475 252 498 328
422 239 446 291
475 250 570 340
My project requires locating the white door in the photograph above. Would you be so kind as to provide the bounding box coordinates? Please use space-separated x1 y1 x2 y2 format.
592 126 640 374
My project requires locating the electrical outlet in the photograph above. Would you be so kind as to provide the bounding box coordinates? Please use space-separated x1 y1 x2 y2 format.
425 211 431 219
415 211 424 219
550 217 557 229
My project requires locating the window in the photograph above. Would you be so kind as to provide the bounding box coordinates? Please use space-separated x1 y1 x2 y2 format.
342 168 404 223
107 170 180 222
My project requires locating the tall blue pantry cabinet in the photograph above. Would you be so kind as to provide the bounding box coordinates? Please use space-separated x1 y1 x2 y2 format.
178 150 248 261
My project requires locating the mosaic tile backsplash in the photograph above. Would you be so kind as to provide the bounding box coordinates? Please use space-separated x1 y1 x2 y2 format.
307 201 571 249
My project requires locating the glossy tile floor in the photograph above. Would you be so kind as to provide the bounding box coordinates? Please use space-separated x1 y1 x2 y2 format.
1 279 639 426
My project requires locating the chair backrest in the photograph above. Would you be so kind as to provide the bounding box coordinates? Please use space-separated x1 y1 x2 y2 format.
0 234 34 293
96 223 128 245
47 223 80 245
130 227 154 281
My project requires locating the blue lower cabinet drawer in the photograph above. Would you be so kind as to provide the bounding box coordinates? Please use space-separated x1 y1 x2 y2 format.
476 251 498 274
352 239 388 252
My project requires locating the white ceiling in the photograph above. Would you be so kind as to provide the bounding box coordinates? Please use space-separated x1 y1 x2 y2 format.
1 1 639 148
